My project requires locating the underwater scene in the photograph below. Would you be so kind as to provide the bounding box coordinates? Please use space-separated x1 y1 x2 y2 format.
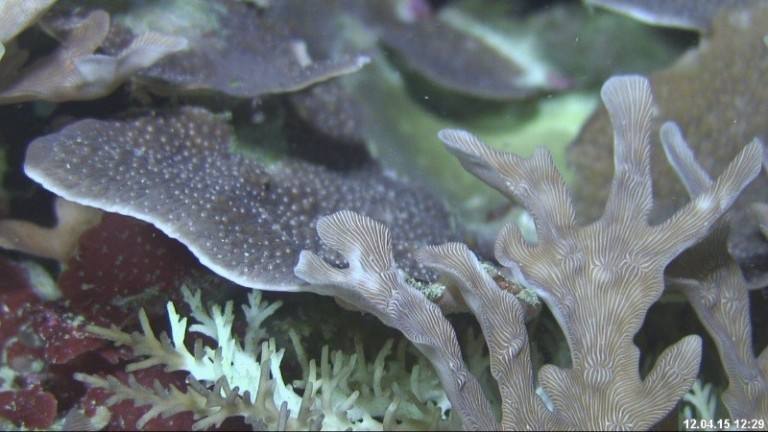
0 0 766 430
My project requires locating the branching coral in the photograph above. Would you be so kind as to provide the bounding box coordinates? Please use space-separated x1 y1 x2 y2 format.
295 75 763 430
77 285 454 430
569 2 768 286
662 122 768 422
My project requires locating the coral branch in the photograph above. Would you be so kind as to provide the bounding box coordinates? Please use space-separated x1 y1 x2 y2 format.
663 121 768 421
79 285 451 430
416 243 557 430
293 74 763 430
434 75 761 429
296 210 498 430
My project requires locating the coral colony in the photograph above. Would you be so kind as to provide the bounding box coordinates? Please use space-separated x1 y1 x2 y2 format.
1 0 767 430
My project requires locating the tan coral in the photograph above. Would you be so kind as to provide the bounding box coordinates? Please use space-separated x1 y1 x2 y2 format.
0 8 187 103
0 0 57 46
568 2 768 286
663 122 768 422
0 197 101 262
296 75 762 430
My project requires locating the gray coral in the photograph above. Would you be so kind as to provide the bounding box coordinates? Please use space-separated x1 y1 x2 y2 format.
24 107 460 291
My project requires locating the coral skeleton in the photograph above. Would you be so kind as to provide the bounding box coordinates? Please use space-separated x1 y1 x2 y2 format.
295 75 763 430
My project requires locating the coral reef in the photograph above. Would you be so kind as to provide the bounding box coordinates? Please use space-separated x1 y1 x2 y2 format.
0 1 766 430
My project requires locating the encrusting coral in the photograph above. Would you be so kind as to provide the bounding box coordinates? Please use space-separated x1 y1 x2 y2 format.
23 107 461 291
295 75 763 430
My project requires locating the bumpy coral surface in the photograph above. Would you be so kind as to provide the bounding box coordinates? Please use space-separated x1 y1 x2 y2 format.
24 107 461 290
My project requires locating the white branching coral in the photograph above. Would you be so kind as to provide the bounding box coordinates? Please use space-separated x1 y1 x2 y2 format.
76 285 453 430
77 286 293 429
681 379 718 423
295 75 763 430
